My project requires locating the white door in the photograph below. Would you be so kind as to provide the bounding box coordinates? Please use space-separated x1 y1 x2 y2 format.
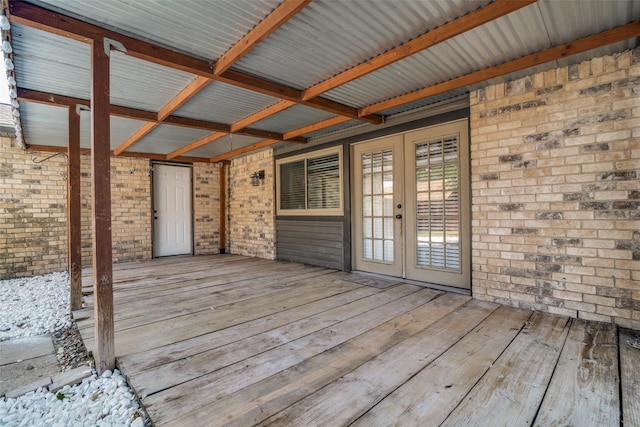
353 135 404 277
153 164 192 257
352 120 470 289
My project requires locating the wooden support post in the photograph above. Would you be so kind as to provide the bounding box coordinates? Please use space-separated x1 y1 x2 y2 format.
67 106 82 312
91 38 115 374
219 163 226 254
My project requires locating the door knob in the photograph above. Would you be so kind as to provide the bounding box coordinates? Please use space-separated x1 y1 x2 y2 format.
395 214 402 219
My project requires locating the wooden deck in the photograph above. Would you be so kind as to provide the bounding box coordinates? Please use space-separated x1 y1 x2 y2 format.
76 255 640 427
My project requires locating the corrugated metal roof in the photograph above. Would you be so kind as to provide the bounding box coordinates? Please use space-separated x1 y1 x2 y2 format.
321 6 551 109
20 102 68 147
109 51 197 113
174 81 278 125
128 124 213 155
185 133 264 158
30 0 281 61
78 113 150 151
12 23 91 100
6 0 639 160
250 104 335 134
233 0 487 89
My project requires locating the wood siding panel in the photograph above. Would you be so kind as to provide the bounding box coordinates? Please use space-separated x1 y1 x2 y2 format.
277 219 344 270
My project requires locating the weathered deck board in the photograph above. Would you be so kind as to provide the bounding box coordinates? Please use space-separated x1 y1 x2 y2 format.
128 283 422 398
78 266 334 339
162 292 470 426
74 255 631 426
352 304 533 426
117 285 390 374
261 300 499 426
146 289 452 424
84 276 356 356
441 312 571 426
534 319 619 426
620 329 640 427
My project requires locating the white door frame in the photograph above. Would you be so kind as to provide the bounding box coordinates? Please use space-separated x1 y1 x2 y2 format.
152 162 194 257
351 119 470 289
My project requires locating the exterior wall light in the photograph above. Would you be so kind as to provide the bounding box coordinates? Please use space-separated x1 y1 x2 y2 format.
250 170 265 186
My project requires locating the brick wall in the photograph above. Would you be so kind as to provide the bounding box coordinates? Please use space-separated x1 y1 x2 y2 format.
1 136 223 278
194 162 221 255
470 48 640 329
80 156 152 265
0 135 68 278
228 149 275 259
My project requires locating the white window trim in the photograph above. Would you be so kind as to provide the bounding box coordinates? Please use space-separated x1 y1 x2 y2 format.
276 146 344 216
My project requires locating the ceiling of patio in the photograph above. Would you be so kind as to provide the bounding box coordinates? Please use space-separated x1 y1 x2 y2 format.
4 0 639 162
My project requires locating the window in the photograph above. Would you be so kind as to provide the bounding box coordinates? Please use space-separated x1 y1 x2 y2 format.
276 147 343 215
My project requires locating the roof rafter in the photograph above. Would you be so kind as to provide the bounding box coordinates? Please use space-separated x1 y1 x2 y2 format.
17 87 308 142
225 21 638 162
360 21 640 116
214 0 312 75
215 69 382 124
116 0 309 156
8 0 383 128
302 0 538 101
231 100 296 132
209 139 280 163
167 132 227 159
25 144 210 163
112 75 212 155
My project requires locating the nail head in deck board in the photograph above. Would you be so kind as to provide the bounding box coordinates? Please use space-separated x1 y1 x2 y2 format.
441 312 570 426
620 329 640 426
90 37 115 374
262 300 499 427
159 292 468 426
131 283 424 398
352 305 533 427
534 319 619 426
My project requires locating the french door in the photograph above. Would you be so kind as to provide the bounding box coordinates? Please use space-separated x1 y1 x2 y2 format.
352 120 470 289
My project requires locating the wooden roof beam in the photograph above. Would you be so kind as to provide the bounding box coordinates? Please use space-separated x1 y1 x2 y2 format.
17 88 308 142
9 0 383 125
17 88 157 121
113 75 212 155
8 0 213 76
214 0 312 75
209 139 280 163
230 100 296 132
216 69 382 124
25 143 209 163
275 22 640 144
283 116 351 140
302 0 538 100
360 21 640 116
166 132 227 159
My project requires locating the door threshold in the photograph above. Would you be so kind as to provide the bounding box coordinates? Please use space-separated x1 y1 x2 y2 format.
350 270 471 296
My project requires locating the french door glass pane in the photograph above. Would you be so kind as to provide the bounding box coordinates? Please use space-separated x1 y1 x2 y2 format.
415 136 460 271
361 148 394 263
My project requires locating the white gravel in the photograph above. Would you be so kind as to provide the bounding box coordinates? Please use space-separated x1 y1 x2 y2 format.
0 271 71 341
0 272 151 426
0 370 148 427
